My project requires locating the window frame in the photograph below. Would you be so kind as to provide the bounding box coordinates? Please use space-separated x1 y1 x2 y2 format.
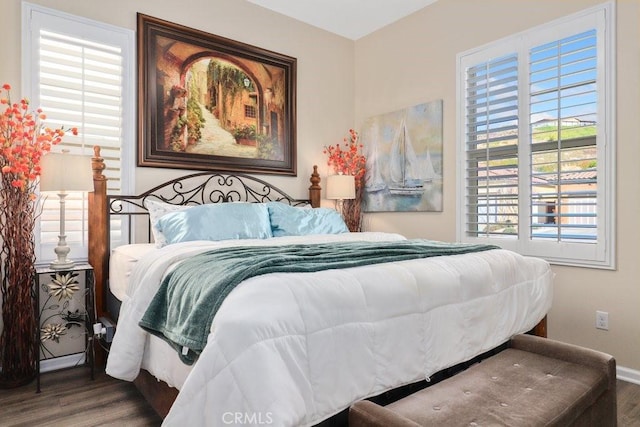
22 2 135 265
456 2 615 269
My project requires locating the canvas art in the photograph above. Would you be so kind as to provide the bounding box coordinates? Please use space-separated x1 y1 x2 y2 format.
362 101 443 212
137 14 297 175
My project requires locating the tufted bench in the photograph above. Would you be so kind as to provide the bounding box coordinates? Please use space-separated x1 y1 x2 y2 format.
349 334 616 427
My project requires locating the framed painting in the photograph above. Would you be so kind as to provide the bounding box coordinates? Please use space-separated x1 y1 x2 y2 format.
137 14 297 175
362 100 443 212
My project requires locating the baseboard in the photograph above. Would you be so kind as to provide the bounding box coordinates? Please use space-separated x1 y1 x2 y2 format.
40 353 86 373
617 365 640 385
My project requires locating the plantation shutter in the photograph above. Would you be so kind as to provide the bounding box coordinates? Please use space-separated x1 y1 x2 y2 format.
458 3 613 268
529 30 598 243
25 5 134 263
464 53 519 238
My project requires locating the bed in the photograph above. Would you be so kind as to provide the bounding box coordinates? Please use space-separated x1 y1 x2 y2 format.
87 147 553 426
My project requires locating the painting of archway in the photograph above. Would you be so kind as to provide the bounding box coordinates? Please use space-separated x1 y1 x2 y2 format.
138 14 297 175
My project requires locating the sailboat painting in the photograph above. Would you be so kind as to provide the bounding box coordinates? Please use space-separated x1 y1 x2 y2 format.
362 100 443 212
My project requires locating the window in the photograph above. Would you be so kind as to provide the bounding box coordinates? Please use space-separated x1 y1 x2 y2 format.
23 3 134 263
244 104 257 119
457 3 615 269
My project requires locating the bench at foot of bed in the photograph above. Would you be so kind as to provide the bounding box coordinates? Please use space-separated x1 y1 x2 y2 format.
349 334 616 427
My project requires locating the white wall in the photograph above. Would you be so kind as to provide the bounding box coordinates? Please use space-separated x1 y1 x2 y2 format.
1 0 356 198
355 0 640 372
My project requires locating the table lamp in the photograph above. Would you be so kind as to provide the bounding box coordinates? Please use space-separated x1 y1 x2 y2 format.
39 151 93 269
326 174 356 218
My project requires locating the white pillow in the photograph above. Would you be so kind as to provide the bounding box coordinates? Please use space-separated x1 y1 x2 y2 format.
144 199 191 247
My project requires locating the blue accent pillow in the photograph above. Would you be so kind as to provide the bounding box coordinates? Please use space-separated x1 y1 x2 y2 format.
267 202 349 237
157 203 272 245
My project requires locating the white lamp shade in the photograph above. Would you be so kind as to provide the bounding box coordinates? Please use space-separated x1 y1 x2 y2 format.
326 174 356 200
39 152 93 192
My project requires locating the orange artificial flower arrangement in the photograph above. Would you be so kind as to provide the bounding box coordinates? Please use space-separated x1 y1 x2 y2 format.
323 129 366 232
0 83 78 387
323 129 366 188
0 83 77 195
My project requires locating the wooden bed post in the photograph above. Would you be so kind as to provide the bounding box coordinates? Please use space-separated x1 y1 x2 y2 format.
532 316 547 338
88 146 108 319
309 165 321 208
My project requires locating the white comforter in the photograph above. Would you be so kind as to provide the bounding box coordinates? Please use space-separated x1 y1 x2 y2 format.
106 232 553 426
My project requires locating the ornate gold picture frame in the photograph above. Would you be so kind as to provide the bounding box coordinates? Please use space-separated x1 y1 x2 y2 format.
137 14 297 175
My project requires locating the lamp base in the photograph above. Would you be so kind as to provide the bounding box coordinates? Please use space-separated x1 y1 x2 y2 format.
49 259 75 270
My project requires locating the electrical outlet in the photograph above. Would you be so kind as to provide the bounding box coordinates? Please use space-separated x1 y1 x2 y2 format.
596 311 609 330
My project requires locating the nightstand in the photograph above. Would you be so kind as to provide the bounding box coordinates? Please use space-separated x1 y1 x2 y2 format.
35 263 95 393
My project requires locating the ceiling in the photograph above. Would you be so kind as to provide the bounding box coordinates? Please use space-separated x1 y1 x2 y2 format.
246 0 439 40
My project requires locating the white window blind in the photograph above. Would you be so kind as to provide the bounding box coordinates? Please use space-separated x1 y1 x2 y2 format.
529 30 598 242
23 4 134 263
457 3 615 269
465 53 519 238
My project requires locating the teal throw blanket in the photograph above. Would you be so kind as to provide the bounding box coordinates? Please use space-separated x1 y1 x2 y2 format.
139 240 499 364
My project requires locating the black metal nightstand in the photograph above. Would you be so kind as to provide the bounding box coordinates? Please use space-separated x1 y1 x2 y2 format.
35 263 95 393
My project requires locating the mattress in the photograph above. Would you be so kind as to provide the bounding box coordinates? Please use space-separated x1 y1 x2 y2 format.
109 243 156 301
106 233 553 426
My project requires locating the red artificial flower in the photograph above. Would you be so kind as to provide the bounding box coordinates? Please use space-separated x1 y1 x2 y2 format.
0 83 77 193
324 129 366 188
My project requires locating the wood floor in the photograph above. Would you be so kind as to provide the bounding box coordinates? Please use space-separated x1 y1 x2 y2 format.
0 367 161 426
0 367 639 426
620 380 640 427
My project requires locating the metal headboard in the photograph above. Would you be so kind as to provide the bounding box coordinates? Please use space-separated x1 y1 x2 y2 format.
108 171 312 245
88 146 322 321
